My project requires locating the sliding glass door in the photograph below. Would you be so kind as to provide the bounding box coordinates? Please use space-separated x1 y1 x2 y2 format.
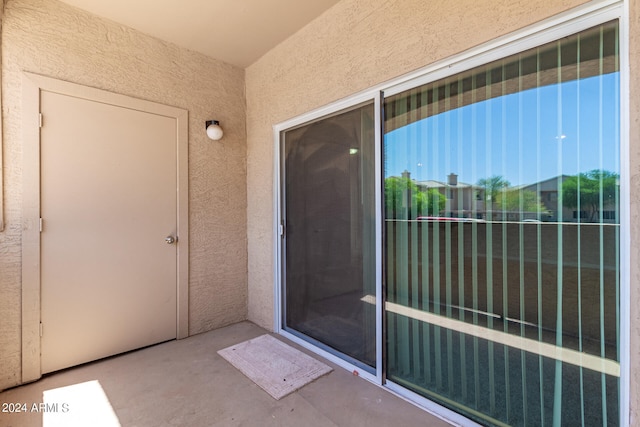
281 101 377 370
384 21 620 426
278 15 623 427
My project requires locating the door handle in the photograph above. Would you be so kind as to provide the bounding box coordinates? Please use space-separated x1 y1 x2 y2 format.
165 236 176 244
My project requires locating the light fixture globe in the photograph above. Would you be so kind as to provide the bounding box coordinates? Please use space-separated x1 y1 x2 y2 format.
205 120 223 140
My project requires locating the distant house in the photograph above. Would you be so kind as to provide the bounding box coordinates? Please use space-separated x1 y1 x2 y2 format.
519 175 572 221
520 175 618 223
414 173 486 218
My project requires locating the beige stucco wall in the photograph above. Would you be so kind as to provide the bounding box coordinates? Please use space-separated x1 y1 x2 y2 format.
246 0 640 420
0 0 247 390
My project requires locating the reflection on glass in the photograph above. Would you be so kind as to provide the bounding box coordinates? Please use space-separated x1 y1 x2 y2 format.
283 103 376 369
384 22 620 425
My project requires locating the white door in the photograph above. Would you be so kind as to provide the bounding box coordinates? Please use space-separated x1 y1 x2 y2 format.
40 90 178 374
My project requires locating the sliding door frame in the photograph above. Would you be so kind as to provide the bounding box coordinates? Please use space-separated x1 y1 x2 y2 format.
273 91 384 385
273 2 628 425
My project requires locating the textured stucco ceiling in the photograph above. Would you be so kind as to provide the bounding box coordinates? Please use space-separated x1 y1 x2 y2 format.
57 0 341 68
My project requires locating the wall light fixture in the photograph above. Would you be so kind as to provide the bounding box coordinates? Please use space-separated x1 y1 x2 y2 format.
206 120 223 140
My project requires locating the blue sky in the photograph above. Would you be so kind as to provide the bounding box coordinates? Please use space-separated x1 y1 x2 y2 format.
384 73 620 187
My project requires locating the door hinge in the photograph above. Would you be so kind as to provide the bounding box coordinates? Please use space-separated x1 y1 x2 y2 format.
39 113 43 128
39 323 43 337
39 218 43 232
279 222 285 237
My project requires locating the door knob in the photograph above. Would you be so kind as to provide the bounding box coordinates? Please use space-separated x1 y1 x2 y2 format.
165 236 176 244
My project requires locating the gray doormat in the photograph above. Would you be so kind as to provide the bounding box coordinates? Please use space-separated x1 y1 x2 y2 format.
218 334 332 400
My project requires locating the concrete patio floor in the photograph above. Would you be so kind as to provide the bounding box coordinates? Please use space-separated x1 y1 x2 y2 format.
0 321 453 426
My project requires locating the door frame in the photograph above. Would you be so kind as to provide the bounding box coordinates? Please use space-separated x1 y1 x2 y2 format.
273 91 384 385
21 72 189 383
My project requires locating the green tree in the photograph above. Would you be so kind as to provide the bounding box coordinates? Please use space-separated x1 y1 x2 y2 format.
477 175 510 209
384 176 445 219
562 169 619 222
495 189 548 214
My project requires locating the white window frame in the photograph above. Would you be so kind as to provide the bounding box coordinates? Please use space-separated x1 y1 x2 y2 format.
273 1 629 425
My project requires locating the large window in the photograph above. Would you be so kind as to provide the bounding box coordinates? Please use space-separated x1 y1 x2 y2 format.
384 21 620 426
